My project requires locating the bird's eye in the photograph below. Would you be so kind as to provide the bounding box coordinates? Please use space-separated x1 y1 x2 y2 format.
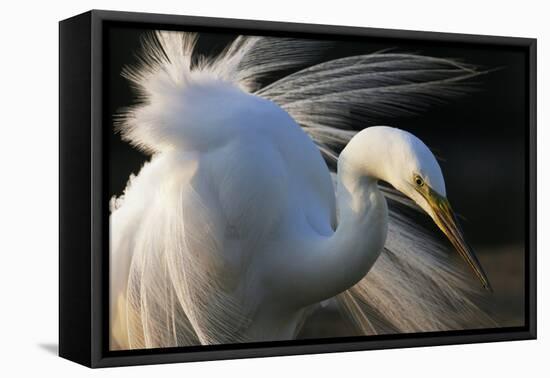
414 175 424 187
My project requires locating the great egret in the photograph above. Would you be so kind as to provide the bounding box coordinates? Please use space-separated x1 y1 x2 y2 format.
110 31 495 350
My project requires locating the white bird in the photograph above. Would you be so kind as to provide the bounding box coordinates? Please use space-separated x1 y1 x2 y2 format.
109 31 495 350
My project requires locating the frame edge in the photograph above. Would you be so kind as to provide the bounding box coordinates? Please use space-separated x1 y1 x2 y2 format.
59 11 94 368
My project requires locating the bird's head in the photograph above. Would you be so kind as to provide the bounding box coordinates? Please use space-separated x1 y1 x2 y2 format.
345 126 492 291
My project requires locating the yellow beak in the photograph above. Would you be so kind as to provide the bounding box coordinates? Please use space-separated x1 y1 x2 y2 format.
425 188 492 292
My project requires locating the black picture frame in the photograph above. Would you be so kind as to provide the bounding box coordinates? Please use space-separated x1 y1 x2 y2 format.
59 9 537 368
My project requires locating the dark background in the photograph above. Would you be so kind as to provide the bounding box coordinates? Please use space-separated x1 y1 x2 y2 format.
106 25 527 330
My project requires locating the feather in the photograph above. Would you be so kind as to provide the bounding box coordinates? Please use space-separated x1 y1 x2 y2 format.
259 53 484 164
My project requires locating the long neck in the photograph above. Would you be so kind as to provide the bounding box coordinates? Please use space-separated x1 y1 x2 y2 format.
326 148 389 294
292 136 390 306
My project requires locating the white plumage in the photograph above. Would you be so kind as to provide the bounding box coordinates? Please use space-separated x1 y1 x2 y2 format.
110 31 495 350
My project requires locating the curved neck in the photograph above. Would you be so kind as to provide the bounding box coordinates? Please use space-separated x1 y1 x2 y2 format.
290 140 390 306
326 150 389 294
281 129 403 307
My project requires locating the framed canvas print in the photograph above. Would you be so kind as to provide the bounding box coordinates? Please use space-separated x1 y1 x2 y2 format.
59 10 537 368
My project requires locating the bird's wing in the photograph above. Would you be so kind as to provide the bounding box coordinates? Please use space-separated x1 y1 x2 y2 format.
111 152 255 348
111 135 292 349
258 50 497 333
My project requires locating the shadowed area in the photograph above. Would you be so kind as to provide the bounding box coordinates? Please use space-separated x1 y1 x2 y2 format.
37 343 58 355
